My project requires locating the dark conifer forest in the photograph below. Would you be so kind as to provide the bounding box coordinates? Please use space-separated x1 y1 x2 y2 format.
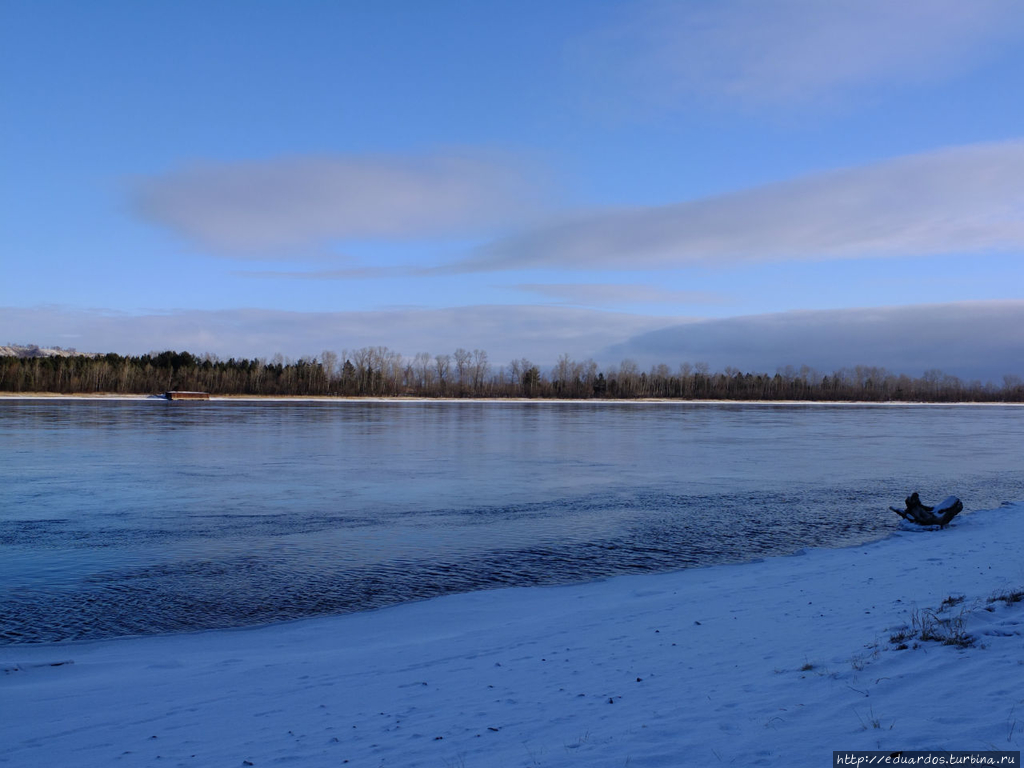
2 348 1022 402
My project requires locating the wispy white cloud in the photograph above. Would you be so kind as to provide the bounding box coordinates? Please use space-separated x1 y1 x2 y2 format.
130 152 551 257
576 0 1024 109
462 141 1024 271
513 283 726 307
605 300 1024 381
232 266 422 280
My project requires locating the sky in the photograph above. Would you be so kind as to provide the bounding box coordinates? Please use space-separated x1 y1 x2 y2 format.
2 0 1023 381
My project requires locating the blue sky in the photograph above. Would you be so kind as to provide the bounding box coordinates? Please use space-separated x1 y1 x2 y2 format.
2 0 1023 380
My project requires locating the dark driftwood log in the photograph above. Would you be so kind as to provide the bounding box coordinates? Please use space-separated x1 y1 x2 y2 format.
890 492 963 528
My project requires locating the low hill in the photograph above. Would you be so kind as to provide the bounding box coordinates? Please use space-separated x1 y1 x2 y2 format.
0 344 96 359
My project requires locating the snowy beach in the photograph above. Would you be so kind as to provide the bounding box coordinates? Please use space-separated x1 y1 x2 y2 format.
3 503 1023 767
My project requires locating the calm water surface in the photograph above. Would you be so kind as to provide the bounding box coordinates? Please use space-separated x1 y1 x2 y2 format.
2 399 1022 643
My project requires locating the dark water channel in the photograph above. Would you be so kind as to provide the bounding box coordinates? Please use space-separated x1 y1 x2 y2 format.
2 399 1022 643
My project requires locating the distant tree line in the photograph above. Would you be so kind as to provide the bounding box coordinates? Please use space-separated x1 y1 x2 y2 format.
1 348 1022 402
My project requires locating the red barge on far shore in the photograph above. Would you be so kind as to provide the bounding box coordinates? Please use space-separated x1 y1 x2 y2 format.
163 391 210 401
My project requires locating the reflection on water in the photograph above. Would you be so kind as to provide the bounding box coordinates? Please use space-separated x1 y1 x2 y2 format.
1 399 1022 643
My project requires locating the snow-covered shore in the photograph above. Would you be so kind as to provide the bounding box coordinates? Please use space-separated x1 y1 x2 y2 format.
3 505 1023 767
3 393 1024 409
